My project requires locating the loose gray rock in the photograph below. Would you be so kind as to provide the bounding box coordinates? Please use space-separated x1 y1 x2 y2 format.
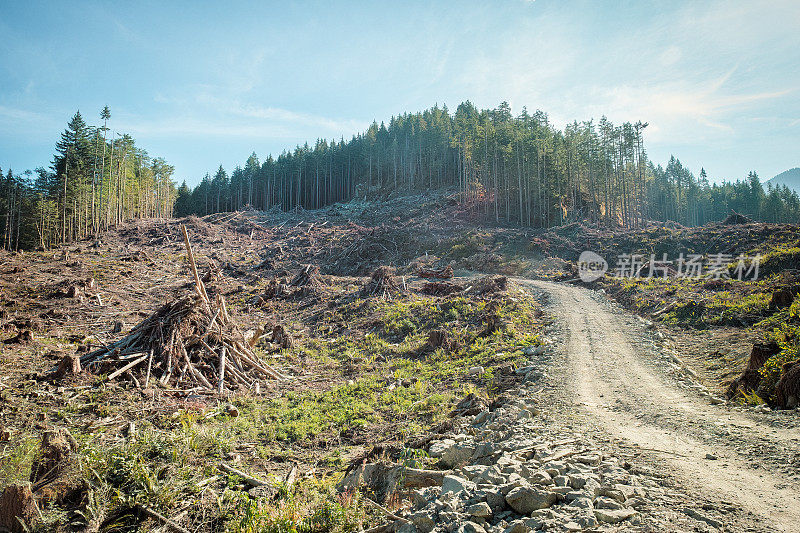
466 501 492 518
503 521 531 533
594 508 638 524
457 522 487 533
505 486 558 514
409 510 436 533
442 474 475 495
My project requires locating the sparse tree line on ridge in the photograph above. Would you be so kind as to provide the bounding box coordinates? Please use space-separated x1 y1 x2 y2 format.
2 102 798 250
0 107 176 250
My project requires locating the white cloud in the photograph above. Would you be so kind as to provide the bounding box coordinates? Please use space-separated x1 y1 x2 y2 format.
580 74 794 143
659 46 682 67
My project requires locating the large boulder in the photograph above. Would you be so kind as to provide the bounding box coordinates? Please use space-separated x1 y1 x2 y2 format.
441 474 475 495
429 438 476 468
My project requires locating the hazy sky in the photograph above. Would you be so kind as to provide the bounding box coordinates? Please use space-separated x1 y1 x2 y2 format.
1 0 798 185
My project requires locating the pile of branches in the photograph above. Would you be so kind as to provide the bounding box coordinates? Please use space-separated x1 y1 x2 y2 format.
420 281 463 296
362 266 405 300
471 275 508 295
723 210 754 225
322 224 406 274
251 265 326 305
72 226 288 392
417 265 453 279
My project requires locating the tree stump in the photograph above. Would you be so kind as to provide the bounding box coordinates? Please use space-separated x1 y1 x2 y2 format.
726 341 780 398
769 287 799 309
30 428 77 486
426 329 458 352
0 484 39 533
776 361 800 409
54 355 82 380
272 325 293 349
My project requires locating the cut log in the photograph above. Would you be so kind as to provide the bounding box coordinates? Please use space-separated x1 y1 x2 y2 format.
218 463 271 487
107 354 148 381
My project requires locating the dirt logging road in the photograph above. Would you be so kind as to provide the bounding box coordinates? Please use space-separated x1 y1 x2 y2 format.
524 280 800 532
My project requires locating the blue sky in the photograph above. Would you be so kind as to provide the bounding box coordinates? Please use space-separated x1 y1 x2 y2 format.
1 0 798 186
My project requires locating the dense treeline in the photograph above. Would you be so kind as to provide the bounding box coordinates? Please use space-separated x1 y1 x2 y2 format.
0 108 176 250
175 101 800 227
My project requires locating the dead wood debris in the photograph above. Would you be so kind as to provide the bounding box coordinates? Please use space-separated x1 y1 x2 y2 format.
470 275 508 295
425 329 458 352
417 265 453 279
420 281 463 296
362 266 405 300
0 484 39 533
271 324 294 349
725 341 780 399
62 225 289 392
289 264 325 297
776 360 800 409
3 329 33 344
722 210 754 225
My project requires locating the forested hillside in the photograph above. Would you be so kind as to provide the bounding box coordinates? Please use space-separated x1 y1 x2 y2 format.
3 101 799 252
175 101 800 227
768 168 800 193
0 107 176 250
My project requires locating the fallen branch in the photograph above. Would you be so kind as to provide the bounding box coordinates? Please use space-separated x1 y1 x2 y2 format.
107 354 148 381
363 497 409 524
218 463 271 487
137 505 191 533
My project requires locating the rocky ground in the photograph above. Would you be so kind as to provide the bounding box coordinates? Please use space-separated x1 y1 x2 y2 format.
343 280 800 533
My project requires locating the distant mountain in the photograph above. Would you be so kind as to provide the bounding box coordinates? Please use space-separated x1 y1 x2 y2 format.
767 168 800 192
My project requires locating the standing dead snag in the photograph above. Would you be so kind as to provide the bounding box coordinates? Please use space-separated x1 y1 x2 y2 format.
182 224 209 303
66 225 290 392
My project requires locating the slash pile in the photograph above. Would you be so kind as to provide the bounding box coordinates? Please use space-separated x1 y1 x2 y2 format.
75 225 288 392
362 265 406 300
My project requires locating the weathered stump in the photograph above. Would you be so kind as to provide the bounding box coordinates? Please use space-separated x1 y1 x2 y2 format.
54 354 82 380
776 361 800 409
0 484 38 533
272 325 293 349
725 341 780 398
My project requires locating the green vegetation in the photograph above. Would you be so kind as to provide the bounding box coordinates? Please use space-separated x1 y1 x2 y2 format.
3 285 543 531
599 234 800 404
758 296 800 398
